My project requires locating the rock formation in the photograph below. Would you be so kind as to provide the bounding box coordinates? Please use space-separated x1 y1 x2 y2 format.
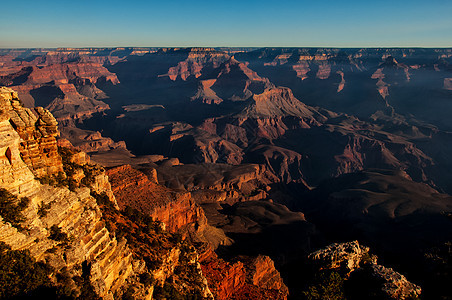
307 241 421 300
308 241 374 274
200 251 289 300
105 164 291 300
0 87 137 299
0 62 118 121
107 164 203 233
0 87 214 299
366 264 422 299
164 48 230 81
0 87 63 178
247 255 289 294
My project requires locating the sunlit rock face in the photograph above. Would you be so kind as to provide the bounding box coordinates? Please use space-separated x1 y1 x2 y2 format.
200 251 289 300
1 87 64 178
0 87 136 299
107 164 204 233
0 87 219 299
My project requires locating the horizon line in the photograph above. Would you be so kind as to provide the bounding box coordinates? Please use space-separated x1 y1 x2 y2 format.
1 46 452 50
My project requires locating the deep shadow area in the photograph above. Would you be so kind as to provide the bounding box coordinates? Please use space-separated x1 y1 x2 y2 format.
204 200 318 299
30 85 64 108
290 169 452 299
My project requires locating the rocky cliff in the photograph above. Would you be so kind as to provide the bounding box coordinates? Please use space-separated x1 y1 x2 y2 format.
200 251 288 300
105 165 291 299
0 62 117 122
0 87 214 299
106 164 203 233
1 87 64 178
165 48 230 81
0 87 137 299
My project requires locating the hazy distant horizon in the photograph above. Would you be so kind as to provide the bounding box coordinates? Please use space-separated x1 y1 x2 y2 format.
1 46 452 50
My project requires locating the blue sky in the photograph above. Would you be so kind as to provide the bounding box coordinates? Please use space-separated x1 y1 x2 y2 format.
1 0 451 48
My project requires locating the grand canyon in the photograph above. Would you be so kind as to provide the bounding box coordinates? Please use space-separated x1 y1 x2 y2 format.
1 47 452 299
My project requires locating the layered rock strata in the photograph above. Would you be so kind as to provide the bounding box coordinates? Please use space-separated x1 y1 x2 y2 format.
1 87 63 178
0 87 136 299
107 164 203 233
200 251 289 300
0 87 214 299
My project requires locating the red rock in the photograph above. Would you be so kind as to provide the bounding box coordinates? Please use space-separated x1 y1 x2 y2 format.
165 48 230 81
200 252 288 300
106 165 204 233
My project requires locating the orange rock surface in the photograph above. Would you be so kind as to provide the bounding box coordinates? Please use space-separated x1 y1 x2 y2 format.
200 251 288 300
1 87 63 177
106 165 203 232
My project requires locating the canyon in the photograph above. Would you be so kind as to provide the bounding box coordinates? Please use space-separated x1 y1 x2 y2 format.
1 47 452 299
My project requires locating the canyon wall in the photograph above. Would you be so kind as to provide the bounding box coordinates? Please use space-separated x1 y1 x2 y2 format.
0 87 214 299
1 87 63 178
0 87 137 299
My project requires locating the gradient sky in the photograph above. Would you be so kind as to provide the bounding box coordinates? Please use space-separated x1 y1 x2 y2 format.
1 0 451 48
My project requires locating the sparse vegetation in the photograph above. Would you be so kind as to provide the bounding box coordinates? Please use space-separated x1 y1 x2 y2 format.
91 191 114 209
49 224 69 243
38 172 77 191
95 199 207 298
0 240 103 300
139 272 155 287
0 188 30 229
303 271 346 300
423 242 452 299
0 241 53 299
153 282 204 300
37 147 104 192
38 201 52 218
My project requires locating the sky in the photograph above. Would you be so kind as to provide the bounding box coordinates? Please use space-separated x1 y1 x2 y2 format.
1 0 451 48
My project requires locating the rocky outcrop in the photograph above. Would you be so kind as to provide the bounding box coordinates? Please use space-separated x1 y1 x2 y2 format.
156 162 273 204
0 87 63 178
107 164 232 250
27 63 118 85
316 63 331 79
200 252 288 300
368 264 422 299
201 257 246 300
0 57 118 123
98 201 214 299
308 241 421 299
346 263 423 300
247 255 289 295
197 57 272 103
308 240 374 274
106 165 203 232
191 79 224 104
165 48 230 81
60 126 127 153
0 89 137 299
0 87 217 299
247 145 307 184
58 143 118 205
247 87 321 120
147 121 245 165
